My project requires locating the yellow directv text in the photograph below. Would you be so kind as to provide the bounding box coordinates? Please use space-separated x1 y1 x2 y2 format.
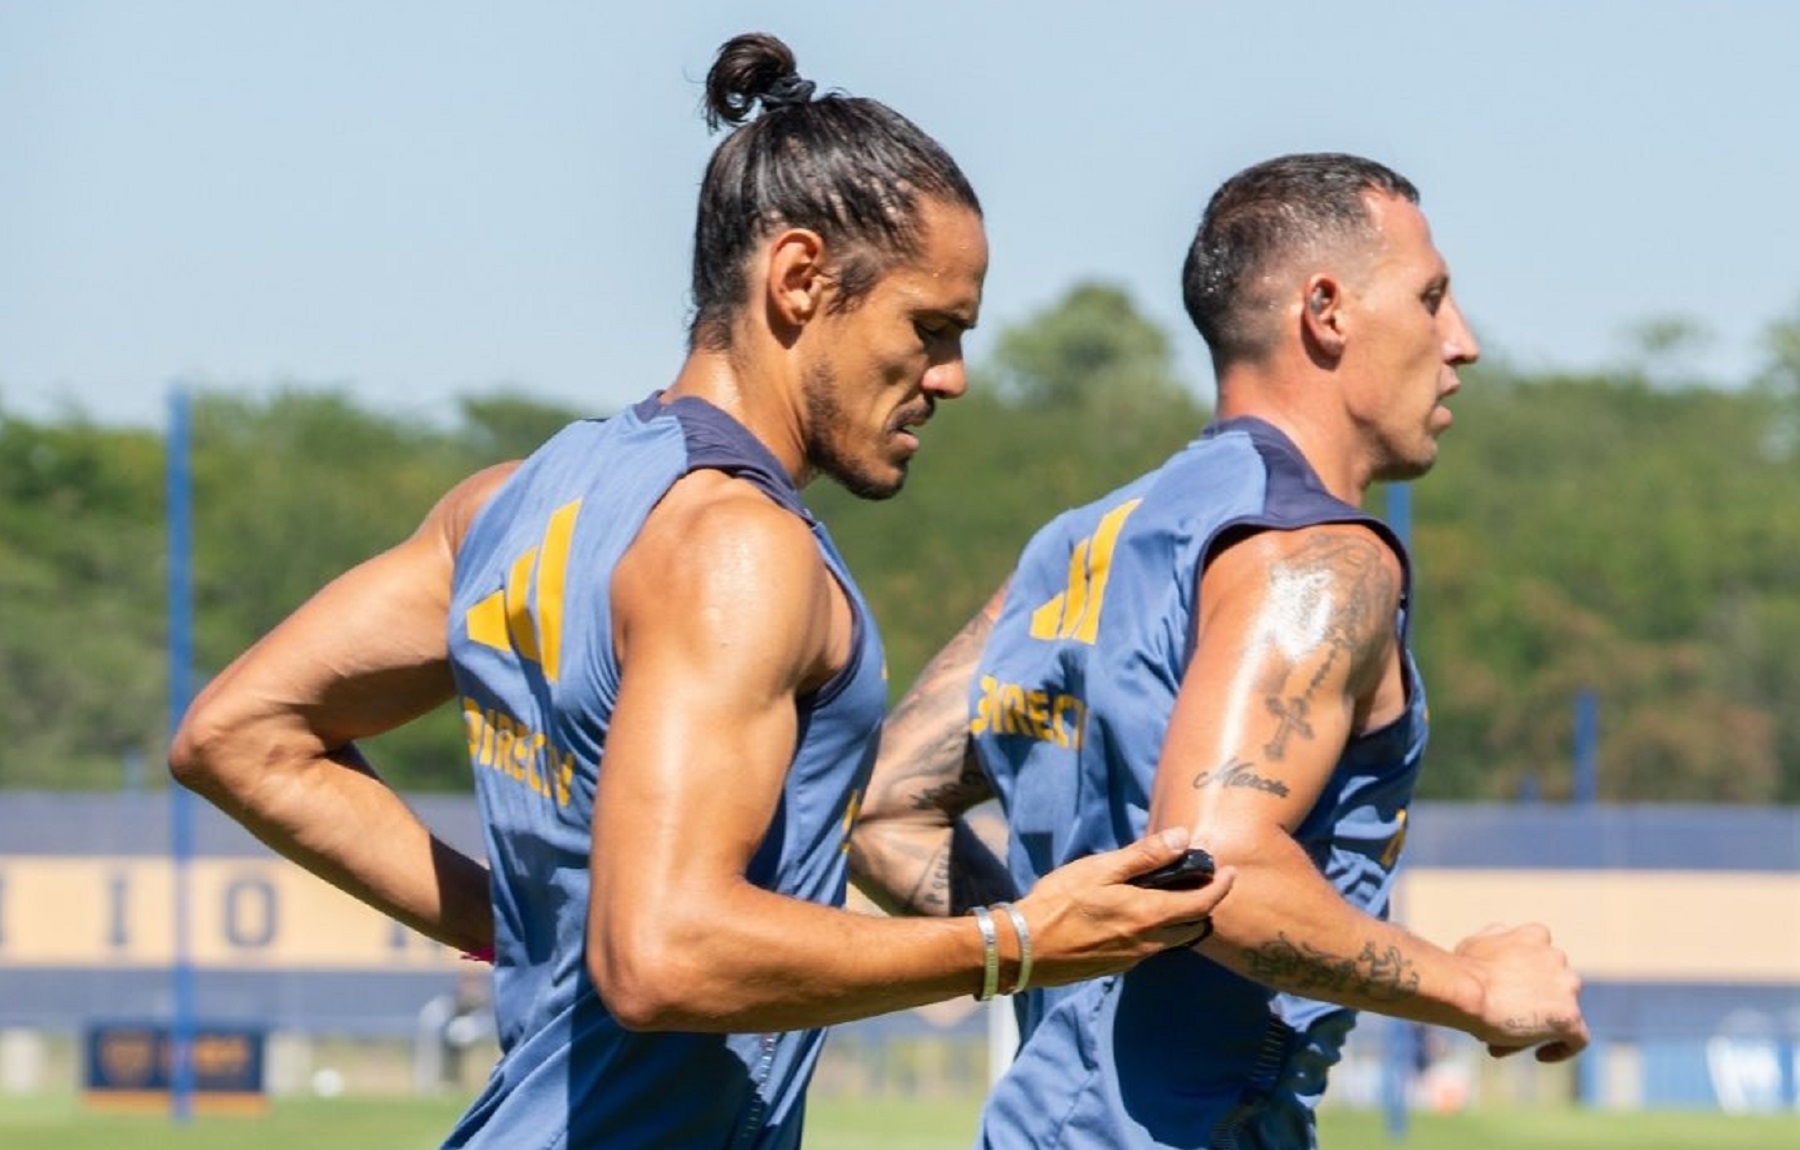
970 674 1087 750
461 698 577 807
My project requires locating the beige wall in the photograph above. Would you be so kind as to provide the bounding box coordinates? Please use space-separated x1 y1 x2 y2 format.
6 853 1796 987
1398 868 1800 984
0 856 463 971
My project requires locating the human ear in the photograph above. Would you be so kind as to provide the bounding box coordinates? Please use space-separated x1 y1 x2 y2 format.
765 228 827 328
1301 275 1346 357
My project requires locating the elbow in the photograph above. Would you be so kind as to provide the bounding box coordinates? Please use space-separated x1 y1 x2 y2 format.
168 693 285 808
587 923 705 1033
167 701 228 796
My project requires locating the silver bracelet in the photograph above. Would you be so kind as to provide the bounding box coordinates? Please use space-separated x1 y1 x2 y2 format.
972 905 1000 1002
996 902 1033 996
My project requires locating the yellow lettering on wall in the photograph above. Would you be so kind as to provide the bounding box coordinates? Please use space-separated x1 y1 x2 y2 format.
0 858 465 971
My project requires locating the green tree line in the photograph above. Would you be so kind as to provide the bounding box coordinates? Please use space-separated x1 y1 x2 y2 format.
4 284 1798 802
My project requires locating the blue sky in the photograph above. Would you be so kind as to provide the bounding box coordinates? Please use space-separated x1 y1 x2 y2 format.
4 2 1797 428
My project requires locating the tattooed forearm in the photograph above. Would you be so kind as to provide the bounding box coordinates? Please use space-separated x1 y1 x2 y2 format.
1256 532 1398 761
865 602 1000 819
851 592 1008 917
1191 755 1290 798
849 810 1012 918
911 842 954 914
848 831 953 916
909 758 993 815
1243 931 1420 1004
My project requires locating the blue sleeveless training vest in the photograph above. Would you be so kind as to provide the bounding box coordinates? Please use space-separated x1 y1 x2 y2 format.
970 417 1428 1150
442 394 887 1149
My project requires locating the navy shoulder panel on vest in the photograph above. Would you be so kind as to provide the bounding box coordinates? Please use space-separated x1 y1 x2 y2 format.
631 392 809 519
1204 415 1409 564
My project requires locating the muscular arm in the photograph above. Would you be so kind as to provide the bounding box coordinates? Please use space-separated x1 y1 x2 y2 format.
588 479 1229 1033
849 585 1014 918
1152 524 1584 1056
166 464 517 955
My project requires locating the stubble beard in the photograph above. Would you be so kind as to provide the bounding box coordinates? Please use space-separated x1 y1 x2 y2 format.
801 360 906 501
1372 430 1440 483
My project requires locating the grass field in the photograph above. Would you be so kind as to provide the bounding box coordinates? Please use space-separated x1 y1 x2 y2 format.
5 1093 1800 1149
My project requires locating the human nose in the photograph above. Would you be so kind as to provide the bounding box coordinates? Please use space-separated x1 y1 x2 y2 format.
923 351 968 399
1442 296 1480 366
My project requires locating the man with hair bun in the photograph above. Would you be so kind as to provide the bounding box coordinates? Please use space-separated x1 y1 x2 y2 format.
853 152 1588 1148
169 31 1230 1149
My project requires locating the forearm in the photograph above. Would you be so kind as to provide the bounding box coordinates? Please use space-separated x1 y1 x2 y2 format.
1198 834 1482 1031
597 827 1229 1035
603 881 996 1032
173 726 492 954
850 588 1005 915
849 820 957 917
1203 841 1588 1055
851 816 1016 918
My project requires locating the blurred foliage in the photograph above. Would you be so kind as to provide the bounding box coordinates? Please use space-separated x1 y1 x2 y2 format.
0 387 580 790
4 282 1800 804
1406 363 1800 802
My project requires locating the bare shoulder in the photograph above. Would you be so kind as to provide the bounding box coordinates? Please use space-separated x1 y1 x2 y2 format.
1205 521 1403 663
629 471 825 589
615 471 840 683
432 461 523 553
1211 521 1400 602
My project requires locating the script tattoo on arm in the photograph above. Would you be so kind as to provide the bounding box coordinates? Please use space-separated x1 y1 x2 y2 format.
1243 931 1421 1004
1191 755 1291 798
1257 533 1398 762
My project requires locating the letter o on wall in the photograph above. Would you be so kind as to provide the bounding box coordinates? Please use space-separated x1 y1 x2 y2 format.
223 876 278 949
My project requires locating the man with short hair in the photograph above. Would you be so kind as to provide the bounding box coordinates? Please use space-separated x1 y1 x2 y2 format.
170 32 1230 1150
853 152 1587 1149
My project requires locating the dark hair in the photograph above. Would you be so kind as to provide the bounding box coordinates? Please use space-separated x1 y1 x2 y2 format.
1181 153 1419 370
688 32 982 351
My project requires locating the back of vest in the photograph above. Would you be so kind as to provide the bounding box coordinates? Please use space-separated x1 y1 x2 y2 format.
442 394 887 1150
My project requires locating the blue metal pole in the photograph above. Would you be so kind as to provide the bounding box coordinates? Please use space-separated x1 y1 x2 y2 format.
1381 1017 1411 1141
1381 481 1412 1141
166 386 197 1122
1385 483 1412 548
1573 688 1599 804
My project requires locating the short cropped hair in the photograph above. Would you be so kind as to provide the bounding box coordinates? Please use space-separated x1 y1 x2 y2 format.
1182 153 1418 370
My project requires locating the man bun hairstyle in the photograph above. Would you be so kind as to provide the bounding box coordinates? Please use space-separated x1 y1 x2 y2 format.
689 32 981 352
702 33 815 128
1182 152 1418 371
